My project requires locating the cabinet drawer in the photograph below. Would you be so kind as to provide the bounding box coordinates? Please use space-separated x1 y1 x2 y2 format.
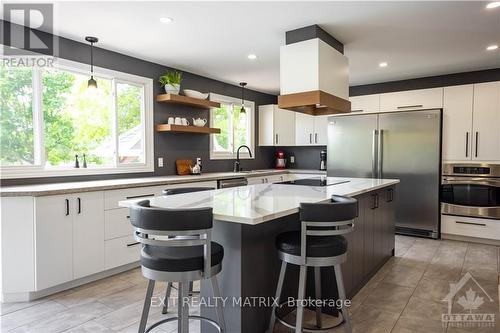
104 186 164 210
104 235 140 269
105 208 134 240
441 215 500 240
380 88 443 112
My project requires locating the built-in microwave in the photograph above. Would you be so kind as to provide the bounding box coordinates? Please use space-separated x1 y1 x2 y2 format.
441 164 500 220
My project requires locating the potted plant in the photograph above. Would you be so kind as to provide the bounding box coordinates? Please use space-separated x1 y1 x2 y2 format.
159 70 182 94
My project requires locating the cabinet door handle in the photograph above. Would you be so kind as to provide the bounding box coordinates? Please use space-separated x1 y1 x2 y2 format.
465 132 469 158
65 199 70 216
397 104 423 109
456 221 486 227
315 133 318 144
275 134 278 145
387 188 394 202
126 194 154 199
309 133 312 144
126 242 140 247
475 132 478 158
77 197 81 214
371 194 377 209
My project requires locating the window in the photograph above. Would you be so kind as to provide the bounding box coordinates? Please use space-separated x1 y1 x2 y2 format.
209 93 255 160
0 59 153 178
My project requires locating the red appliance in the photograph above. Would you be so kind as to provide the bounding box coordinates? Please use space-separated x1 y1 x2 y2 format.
275 150 286 169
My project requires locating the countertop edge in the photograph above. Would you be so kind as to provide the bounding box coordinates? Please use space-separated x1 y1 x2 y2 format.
0 169 327 197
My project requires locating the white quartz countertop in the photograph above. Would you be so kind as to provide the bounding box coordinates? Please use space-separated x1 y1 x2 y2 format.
0 169 325 197
119 177 399 225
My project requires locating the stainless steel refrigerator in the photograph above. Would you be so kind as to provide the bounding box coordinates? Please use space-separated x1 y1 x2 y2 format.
327 109 442 238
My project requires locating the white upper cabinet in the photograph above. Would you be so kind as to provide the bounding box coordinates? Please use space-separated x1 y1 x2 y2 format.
295 112 315 145
442 85 474 161
472 82 500 161
349 94 380 113
313 116 329 145
259 105 295 146
294 113 329 146
379 88 443 112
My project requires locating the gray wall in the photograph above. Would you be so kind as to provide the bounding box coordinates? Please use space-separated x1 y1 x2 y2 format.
1 22 276 185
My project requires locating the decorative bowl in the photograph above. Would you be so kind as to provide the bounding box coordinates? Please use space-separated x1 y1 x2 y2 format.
183 89 209 100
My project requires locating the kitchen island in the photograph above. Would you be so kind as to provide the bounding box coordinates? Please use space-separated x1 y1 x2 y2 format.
119 177 399 333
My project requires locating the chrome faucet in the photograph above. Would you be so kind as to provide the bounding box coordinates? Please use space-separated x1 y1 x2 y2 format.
233 145 253 172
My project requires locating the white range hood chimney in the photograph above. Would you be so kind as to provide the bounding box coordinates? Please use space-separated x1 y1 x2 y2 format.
278 25 351 115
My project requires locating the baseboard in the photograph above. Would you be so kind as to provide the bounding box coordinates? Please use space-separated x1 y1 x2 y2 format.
441 233 500 246
1 262 140 302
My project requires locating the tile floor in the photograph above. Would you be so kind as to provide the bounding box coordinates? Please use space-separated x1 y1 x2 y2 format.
1 236 499 333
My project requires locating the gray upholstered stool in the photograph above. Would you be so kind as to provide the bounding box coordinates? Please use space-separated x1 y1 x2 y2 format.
268 195 357 333
160 187 215 314
130 199 225 333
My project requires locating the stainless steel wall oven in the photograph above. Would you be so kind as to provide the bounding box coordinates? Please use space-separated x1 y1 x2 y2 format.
441 164 500 220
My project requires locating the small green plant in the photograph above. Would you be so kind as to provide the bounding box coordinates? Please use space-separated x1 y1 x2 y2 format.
159 71 182 87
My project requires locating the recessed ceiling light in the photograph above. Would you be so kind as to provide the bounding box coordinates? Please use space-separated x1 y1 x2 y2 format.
160 17 173 24
487 44 499 51
486 2 500 9
379 62 388 68
247 54 257 60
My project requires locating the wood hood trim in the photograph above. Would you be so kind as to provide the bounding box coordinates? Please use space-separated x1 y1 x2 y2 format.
277 90 351 115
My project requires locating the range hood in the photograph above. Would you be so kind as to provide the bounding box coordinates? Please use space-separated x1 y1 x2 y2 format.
278 27 351 115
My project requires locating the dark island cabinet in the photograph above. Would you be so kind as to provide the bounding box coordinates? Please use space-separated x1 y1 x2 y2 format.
342 185 396 297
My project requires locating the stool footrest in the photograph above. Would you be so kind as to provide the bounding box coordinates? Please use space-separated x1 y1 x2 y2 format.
145 315 223 333
274 303 344 333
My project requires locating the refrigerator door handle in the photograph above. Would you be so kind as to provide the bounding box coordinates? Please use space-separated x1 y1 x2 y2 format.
377 129 383 179
372 129 378 178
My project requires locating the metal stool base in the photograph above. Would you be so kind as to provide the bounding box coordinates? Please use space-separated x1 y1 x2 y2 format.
145 315 222 333
273 302 344 333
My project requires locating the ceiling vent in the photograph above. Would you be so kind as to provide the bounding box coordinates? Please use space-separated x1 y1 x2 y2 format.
278 25 351 115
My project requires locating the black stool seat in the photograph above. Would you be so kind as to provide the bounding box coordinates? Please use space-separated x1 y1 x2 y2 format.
141 242 224 272
276 231 347 257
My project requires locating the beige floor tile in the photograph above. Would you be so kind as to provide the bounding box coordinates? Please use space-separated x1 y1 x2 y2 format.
52 277 136 308
63 320 113 332
361 282 414 314
401 296 448 322
350 304 400 333
391 316 447 333
0 300 68 332
424 263 464 282
383 264 426 288
9 301 114 333
413 278 455 303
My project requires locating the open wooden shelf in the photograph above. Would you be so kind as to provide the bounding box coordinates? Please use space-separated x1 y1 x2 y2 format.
156 124 221 134
156 93 220 109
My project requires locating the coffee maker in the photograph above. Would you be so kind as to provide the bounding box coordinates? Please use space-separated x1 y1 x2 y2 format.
319 150 327 171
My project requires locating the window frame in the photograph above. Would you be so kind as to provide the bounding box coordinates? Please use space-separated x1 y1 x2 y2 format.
209 93 255 160
0 58 154 179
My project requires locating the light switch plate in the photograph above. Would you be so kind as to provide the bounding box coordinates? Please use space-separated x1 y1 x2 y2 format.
158 157 164 167
290 155 295 163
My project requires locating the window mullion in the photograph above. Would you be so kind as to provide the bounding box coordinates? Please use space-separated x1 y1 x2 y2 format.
32 67 45 167
112 79 119 167
229 103 234 155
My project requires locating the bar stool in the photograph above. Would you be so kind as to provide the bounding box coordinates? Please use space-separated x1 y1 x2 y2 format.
130 200 226 333
268 195 357 333
161 187 215 314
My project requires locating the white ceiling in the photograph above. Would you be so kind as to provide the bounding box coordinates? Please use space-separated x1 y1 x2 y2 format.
7 1 500 94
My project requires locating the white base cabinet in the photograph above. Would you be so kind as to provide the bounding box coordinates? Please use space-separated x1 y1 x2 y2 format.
442 214 500 241
35 192 104 290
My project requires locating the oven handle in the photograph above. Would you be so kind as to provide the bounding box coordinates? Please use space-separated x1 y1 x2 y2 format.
442 178 500 187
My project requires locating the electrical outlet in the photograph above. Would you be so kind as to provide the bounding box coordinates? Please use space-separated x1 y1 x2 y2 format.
158 157 164 167
290 155 295 164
